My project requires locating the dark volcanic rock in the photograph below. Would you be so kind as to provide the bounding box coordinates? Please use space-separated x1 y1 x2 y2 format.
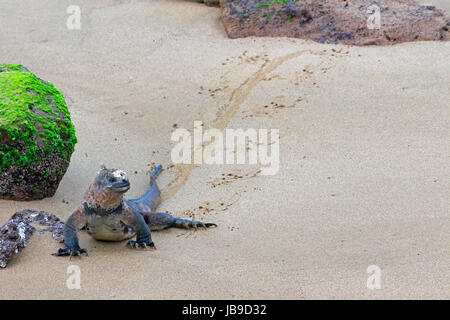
0 64 77 201
220 0 450 45
0 209 64 268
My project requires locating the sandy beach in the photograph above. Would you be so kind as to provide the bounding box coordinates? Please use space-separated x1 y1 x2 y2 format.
0 0 449 299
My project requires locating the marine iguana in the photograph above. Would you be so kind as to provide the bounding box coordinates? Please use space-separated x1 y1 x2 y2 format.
54 165 216 257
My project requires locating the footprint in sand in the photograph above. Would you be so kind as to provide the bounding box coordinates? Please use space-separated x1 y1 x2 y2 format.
162 49 346 202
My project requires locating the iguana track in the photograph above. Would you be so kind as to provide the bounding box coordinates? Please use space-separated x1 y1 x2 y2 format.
161 49 328 201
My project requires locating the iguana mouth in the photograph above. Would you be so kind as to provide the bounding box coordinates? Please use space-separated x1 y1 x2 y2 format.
110 181 130 192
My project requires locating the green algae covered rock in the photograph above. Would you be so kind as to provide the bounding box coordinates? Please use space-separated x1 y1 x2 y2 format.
0 64 77 200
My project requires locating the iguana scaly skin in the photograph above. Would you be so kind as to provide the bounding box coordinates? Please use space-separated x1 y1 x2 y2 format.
55 165 216 257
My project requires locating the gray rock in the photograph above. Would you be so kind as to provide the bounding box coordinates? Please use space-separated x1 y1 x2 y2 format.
0 209 64 268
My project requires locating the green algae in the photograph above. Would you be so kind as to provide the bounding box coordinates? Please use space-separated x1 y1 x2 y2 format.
0 64 77 172
257 0 297 8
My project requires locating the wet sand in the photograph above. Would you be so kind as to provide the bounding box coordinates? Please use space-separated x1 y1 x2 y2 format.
0 0 448 299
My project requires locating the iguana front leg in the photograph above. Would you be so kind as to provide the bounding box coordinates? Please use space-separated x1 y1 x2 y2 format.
120 207 155 249
54 206 88 257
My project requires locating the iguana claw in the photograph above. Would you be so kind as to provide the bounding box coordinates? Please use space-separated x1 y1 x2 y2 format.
53 247 88 258
195 222 217 228
127 240 155 249
174 219 217 229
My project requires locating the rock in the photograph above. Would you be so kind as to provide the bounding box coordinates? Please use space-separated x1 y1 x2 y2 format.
220 0 450 45
0 64 77 200
0 209 64 268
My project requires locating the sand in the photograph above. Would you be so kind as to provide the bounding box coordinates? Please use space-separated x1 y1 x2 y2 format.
0 0 448 299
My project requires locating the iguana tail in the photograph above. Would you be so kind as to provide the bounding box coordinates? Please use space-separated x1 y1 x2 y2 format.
128 165 163 212
150 164 162 185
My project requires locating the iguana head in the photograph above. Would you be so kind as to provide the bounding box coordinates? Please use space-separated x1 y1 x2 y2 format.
83 165 130 212
95 165 131 193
